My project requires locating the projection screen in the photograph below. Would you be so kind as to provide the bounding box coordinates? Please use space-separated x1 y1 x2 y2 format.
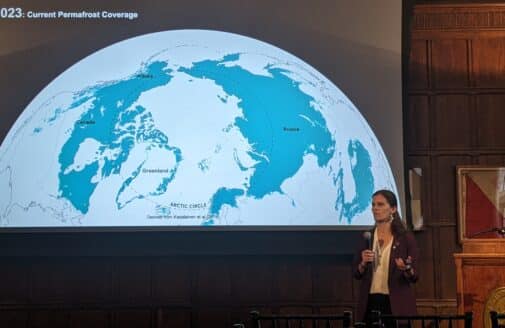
0 0 403 229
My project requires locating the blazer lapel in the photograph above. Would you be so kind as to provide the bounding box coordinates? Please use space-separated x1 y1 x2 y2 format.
389 236 399 276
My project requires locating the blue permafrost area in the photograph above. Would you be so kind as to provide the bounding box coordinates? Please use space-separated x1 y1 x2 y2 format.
180 54 335 202
209 188 245 216
334 140 374 223
58 61 175 214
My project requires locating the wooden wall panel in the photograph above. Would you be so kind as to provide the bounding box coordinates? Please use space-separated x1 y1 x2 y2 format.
409 40 429 89
275 258 312 303
319 305 354 314
438 225 460 299
416 299 457 316
412 228 435 299
195 258 231 305
31 259 114 304
312 257 353 303
0 261 29 304
230 257 274 304
434 96 472 149
194 308 230 328
478 155 505 165
278 306 313 314
113 310 151 328
406 96 431 150
431 40 469 88
157 308 192 328
433 156 473 221
28 311 67 328
152 258 192 304
117 259 152 304
472 38 505 87
476 94 505 148
68 310 108 328
410 2 505 315
0 311 26 328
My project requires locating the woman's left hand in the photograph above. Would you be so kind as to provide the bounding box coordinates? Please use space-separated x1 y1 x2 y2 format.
394 256 412 271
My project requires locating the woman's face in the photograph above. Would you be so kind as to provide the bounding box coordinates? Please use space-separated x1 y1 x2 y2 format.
372 194 397 223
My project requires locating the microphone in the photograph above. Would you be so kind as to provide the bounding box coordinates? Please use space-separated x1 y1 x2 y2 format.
363 231 372 250
468 226 505 238
362 231 372 270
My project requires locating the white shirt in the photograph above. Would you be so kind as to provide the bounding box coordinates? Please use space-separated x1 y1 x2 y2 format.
370 229 393 294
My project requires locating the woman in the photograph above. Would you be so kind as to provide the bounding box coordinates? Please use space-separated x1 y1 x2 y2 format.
353 189 419 326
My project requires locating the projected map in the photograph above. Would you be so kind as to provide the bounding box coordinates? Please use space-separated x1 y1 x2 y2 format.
0 30 397 227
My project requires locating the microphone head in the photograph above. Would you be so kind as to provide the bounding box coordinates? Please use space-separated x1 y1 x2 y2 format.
363 231 372 250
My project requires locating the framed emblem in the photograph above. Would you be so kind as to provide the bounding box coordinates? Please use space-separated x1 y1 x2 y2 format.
457 166 505 243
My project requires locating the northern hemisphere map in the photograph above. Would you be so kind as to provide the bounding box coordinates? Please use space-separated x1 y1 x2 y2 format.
0 30 397 227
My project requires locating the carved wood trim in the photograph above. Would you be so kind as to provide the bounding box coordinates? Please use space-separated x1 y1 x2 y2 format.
413 4 505 31
455 256 465 315
416 298 458 315
461 239 505 253
454 258 505 267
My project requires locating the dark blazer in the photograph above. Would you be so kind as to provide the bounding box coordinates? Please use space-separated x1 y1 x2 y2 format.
353 229 419 322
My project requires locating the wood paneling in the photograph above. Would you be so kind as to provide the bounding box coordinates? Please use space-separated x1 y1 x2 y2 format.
194 308 230 328
409 1 505 320
117 260 151 303
409 40 429 89
434 96 472 149
412 228 435 299
113 310 152 328
275 258 312 302
157 308 192 328
195 258 232 305
433 156 473 221
472 38 505 87
0 311 26 328
406 96 431 150
230 257 274 304
438 225 460 299
312 258 353 302
431 40 469 88
0 261 29 304
31 259 114 304
68 310 108 328
28 311 67 328
478 155 505 165
152 258 192 304
476 94 505 148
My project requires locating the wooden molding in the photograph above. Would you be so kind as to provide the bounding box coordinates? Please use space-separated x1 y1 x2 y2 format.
461 239 505 253
413 4 505 31
416 298 457 308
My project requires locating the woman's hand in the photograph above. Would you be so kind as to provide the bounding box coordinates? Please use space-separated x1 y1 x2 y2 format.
395 256 413 272
358 249 374 273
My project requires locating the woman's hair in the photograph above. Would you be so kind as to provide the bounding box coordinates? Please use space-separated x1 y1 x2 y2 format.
372 189 407 236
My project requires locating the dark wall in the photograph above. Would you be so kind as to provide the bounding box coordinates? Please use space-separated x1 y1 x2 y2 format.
0 232 360 328
3 2 505 327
